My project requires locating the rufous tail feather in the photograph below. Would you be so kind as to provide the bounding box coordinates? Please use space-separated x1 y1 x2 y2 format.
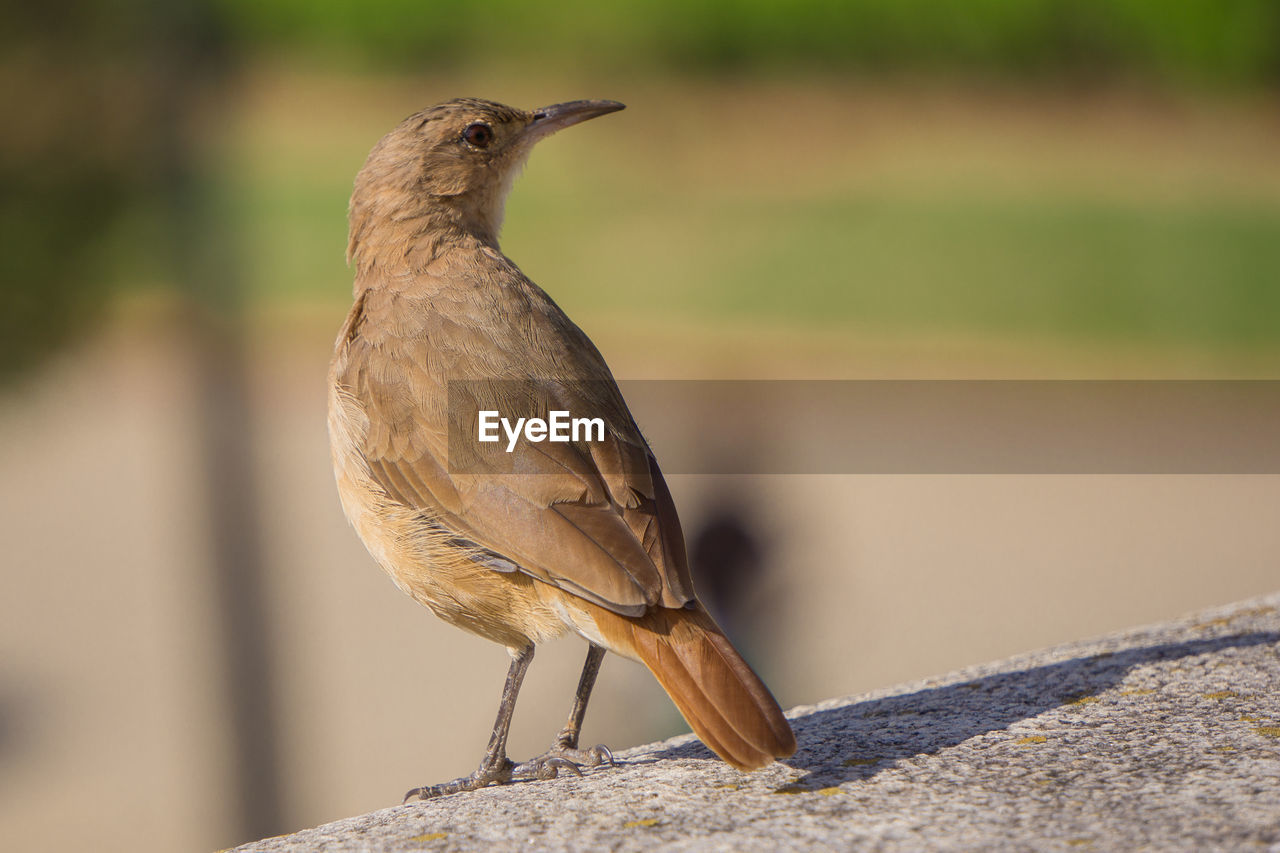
593 602 796 770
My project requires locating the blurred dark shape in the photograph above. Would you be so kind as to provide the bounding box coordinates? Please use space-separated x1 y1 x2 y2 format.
184 298 285 849
689 499 768 649
0 689 28 766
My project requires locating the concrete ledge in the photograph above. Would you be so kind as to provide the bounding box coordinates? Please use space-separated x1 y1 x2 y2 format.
235 593 1280 851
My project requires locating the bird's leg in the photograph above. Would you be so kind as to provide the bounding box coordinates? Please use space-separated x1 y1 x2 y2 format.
512 643 614 775
404 645 536 802
555 643 608 753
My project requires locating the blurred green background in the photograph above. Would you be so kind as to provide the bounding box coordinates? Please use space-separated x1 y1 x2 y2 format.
223 0 1280 85
3 3 1279 852
5 0 1280 378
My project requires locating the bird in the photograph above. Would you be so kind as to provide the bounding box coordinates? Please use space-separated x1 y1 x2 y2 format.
327 97 796 801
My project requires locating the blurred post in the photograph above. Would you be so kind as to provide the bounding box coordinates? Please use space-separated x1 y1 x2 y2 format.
144 0 284 844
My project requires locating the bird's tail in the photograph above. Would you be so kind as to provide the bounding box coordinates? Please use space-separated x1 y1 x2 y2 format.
592 602 796 770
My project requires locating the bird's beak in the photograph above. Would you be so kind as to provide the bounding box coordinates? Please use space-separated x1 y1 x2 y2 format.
525 100 625 144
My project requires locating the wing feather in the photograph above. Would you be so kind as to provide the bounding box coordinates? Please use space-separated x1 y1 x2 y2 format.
334 279 693 615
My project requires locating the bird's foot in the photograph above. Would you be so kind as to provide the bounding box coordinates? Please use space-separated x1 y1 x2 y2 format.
512 742 613 779
402 745 612 802
403 758 515 802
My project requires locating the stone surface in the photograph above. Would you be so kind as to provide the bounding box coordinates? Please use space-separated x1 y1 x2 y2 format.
234 594 1280 852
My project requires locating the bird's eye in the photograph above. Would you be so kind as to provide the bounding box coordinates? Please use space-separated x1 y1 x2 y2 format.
462 123 494 148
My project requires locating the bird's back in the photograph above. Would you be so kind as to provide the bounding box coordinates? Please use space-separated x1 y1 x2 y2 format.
328 241 693 643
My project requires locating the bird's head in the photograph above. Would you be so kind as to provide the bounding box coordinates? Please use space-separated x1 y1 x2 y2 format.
348 97 624 266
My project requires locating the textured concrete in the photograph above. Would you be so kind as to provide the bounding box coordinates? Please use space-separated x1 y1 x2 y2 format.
234 593 1280 852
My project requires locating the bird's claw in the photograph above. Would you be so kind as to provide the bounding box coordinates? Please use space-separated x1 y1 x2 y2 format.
552 742 614 767
584 744 614 767
402 744 615 802
512 755 581 781
403 785 439 803
403 759 514 802
509 742 614 781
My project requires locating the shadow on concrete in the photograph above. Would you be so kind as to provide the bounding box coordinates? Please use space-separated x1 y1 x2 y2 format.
648 631 1280 788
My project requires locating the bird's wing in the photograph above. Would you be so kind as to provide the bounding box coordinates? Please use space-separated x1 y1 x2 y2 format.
336 286 695 617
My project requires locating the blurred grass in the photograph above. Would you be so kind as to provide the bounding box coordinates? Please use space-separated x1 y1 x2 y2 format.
214 71 1280 355
10 0 1280 381
214 0 1280 89
509 193 1280 345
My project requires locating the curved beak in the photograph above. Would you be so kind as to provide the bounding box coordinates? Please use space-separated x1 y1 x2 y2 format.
525 100 625 143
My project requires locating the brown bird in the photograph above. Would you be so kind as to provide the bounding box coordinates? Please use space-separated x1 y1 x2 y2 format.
328 97 796 800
